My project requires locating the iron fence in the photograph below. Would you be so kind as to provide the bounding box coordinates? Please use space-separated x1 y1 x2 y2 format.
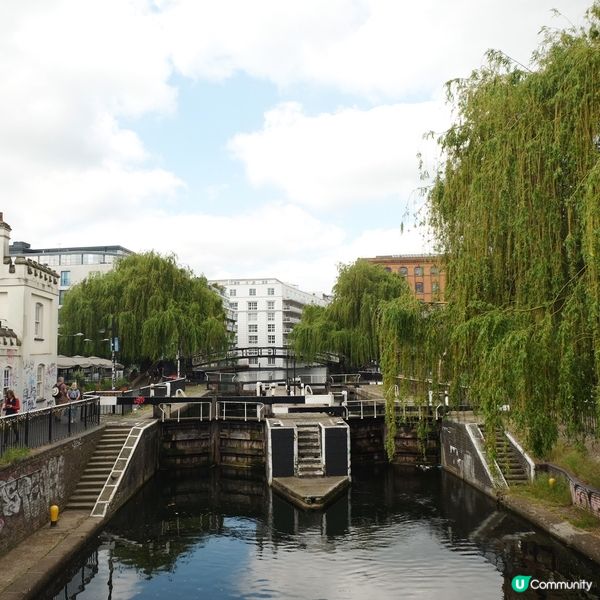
216 401 265 422
0 397 101 457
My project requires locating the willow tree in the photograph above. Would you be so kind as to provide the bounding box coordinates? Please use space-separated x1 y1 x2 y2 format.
426 4 600 455
59 252 230 365
291 260 412 368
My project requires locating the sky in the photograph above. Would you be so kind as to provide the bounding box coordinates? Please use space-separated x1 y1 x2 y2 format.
0 0 592 294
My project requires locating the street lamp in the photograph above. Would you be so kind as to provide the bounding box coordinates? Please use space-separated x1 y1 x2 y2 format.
84 335 116 390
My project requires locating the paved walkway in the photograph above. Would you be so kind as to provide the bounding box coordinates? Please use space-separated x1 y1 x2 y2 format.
0 509 105 599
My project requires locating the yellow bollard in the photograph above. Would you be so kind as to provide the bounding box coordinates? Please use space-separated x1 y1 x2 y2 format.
50 505 59 527
548 477 556 488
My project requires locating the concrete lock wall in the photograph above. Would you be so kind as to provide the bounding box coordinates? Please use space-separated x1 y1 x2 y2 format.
109 422 161 516
160 421 265 470
0 427 104 554
440 420 496 495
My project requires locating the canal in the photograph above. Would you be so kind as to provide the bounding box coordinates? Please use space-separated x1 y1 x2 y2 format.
44 467 600 600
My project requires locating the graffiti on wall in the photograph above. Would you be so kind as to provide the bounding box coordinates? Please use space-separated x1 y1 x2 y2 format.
22 359 36 411
570 481 600 517
0 456 65 528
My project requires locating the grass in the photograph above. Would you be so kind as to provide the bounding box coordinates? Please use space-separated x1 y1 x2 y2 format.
514 473 572 507
545 442 600 489
567 508 600 531
0 447 31 467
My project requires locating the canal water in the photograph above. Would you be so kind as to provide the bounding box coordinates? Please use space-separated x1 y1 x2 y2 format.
44 467 600 600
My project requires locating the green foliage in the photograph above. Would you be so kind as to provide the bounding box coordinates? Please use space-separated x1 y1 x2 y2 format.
59 252 230 364
518 473 572 506
425 4 600 456
546 442 600 488
291 260 412 368
0 447 30 467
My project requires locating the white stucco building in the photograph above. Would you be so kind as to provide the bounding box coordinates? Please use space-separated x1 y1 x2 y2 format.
0 214 59 411
209 278 328 368
9 241 133 307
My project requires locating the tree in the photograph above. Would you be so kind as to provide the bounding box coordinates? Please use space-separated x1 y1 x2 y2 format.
291 260 413 369
59 252 230 366
424 3 600 455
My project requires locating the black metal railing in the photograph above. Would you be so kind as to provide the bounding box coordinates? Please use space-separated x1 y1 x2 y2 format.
0 397 101 457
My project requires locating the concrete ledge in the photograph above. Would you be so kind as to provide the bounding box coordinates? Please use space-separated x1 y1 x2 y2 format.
272 476 349 510
499 493 600 565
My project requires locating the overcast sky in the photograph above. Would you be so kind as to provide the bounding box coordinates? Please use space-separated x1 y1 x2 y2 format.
1 0 591 294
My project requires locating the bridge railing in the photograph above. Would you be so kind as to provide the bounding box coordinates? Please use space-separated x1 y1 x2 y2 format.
345 399 386 419
330 373 361 386
216 401 265 422
159 402 212 422
0 397 101 456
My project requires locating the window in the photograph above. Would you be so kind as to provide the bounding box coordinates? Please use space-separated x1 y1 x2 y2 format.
267 324 275 332
399 266 408 276
248 324 258 333
83 253 101 265
41 255 59 266
59 290 67 305
432 281 440 293
230 302 238 310
3 366 12 394
249 288 256 296
248 312 257 322
268 335 275 344
249 335 258 344
248 357 258 365
430 266 439 275
247 301 257 311
267 312 275 321
229 289 236 297
37 364 44 399
267 288 275 296
415 282 424 294
414 266 424 277
267 301 275 310
34 302 43 338
267 357 275 365
60 271 71 286
384 267 392 272
60 254 82 266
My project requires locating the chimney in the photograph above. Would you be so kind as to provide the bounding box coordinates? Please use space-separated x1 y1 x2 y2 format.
0 213 12 263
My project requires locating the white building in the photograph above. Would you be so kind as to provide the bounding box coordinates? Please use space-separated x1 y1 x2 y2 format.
9 241 133 306
209 278 328 369
0 214 59 410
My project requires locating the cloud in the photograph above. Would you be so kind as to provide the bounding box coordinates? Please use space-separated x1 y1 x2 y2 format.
229 101 449 209
161 0 590 98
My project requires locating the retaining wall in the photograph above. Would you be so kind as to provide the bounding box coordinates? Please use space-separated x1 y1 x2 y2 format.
0 426 104 554
440 420 496 495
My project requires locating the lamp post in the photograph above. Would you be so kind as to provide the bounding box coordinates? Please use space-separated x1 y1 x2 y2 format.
85 335 116 390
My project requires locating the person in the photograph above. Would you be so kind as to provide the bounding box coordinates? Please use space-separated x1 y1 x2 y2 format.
3 389 20 415
67 382 81 402
2 389 20 443
55 377 68 405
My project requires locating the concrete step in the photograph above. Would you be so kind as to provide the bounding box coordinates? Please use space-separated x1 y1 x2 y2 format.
97 441 126 448
67 502 95 510
69 493 99 503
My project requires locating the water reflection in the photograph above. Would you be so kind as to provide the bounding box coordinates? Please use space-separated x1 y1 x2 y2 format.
44 467 600 600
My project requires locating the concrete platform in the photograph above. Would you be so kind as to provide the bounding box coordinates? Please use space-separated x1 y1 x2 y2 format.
272 476 350 510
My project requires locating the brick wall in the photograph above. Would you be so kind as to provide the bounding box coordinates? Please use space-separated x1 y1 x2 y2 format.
0 427 103 554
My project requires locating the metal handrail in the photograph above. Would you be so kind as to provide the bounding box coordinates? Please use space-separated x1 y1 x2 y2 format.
0 397 101 456
159 402 212 422
216 401 265 422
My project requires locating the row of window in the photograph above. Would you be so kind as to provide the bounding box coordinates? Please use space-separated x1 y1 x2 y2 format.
247 312 276 322
229 287 276 297
60 270 101 287
248 335 276 344
3 364 46 399
230 301 276 311
413 282 441 294
384 265 440 276
32 253 118 267
248 324 276 333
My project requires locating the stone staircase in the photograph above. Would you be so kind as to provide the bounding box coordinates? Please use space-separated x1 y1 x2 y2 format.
296 423 323 477
493 428 529 486
67 425 131 510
